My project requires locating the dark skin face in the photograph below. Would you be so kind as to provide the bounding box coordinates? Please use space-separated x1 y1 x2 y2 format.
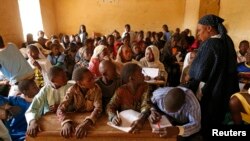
145 48 154 62
107 36 115 45
24 81 39 99
51 71 68 89
28 48 40 60
99 62 116 84
197 24 218 42
239 42 249 56
83 49 92 61
77 71 95 89
51 45 60 56
121 46 132 62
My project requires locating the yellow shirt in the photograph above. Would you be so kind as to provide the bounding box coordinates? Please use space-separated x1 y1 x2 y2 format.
231 93 250 123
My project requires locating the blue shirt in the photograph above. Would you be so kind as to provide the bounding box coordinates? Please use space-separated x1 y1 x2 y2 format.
47 54 65 66
0 95 31 141
237 62 250 72
151 86 201 137
163 32 171 42
0 43 34 85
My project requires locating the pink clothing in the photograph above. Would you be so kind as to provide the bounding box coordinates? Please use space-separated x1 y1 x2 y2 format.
88 58 101 77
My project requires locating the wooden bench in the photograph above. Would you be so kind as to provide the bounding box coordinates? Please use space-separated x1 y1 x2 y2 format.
26 113 177 141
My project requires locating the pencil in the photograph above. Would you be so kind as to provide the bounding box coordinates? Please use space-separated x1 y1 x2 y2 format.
116 110 120 118
157 121 160 128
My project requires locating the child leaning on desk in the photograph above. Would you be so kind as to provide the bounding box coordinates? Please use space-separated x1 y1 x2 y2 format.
106 63 151 134
57 67 102 139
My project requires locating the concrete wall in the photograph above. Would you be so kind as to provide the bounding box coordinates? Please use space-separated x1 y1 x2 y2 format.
54 0 186 36
0 0 23 47
199 0 220 18
220 0 250 49
183 0 200 36
40 0 57 38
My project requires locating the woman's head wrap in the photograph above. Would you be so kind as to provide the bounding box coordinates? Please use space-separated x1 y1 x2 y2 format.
198 14 228 37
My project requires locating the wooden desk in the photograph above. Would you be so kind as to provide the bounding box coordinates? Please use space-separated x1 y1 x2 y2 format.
26 113 176 141
145 80 165 85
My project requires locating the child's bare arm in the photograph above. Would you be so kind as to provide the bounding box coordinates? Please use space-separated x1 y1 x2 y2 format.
106 89 121 122
27 119 40 137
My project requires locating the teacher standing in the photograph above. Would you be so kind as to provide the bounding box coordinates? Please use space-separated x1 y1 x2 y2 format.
187 14 239 137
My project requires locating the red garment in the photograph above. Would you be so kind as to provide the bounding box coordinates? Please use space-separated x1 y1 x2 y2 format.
88 58 101 78
113 41 123 58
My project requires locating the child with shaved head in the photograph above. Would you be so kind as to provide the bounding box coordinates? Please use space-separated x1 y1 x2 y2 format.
149 86 201 140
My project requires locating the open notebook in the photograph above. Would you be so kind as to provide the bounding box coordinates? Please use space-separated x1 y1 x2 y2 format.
142 67 159 79
107 109 140 132
149 115 172 133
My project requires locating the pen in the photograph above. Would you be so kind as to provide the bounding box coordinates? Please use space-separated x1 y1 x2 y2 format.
116 110 120 118
157 121 160 129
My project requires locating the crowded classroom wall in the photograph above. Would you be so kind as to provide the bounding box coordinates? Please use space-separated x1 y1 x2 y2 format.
0 0 249 49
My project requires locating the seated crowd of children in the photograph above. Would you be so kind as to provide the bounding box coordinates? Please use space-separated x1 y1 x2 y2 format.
0 23 249 141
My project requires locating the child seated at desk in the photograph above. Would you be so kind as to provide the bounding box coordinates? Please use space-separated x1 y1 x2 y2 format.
107 63 151 133
237 47 250 73
0 79 39 141
57 67 102 139
139 45 167 81
149 86 201 140
25 66 72 137
96 60 122 111
230 92 250 124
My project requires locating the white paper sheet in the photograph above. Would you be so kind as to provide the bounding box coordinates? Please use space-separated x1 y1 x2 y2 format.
142 67 159 79
149 115 172 132
107 109 140 132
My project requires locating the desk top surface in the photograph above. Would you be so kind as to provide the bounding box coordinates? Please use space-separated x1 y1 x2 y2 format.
26 112 176 140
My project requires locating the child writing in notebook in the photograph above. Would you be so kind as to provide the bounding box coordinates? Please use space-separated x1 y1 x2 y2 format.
25 66 72 137
57 67 102 139
107 63 151 133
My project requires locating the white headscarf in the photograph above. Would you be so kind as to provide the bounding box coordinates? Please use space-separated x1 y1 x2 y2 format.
140 45 161 67
92 45 107 59
139 45 167 80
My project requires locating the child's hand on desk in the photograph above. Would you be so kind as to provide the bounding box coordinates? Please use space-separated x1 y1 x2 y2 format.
154 76 164 81
75 119 93 138
61 122 74 138
129 116 146 134
155 126 179 138
27 120 40 137
111 115 121 126
149 109 162 123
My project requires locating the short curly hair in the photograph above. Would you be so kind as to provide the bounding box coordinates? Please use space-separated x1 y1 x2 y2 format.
72 67 90 81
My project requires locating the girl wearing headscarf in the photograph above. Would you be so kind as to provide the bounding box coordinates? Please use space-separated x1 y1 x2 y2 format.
88 45 109 78
187 14 239 138
139 45 167 81
115 45 138 75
